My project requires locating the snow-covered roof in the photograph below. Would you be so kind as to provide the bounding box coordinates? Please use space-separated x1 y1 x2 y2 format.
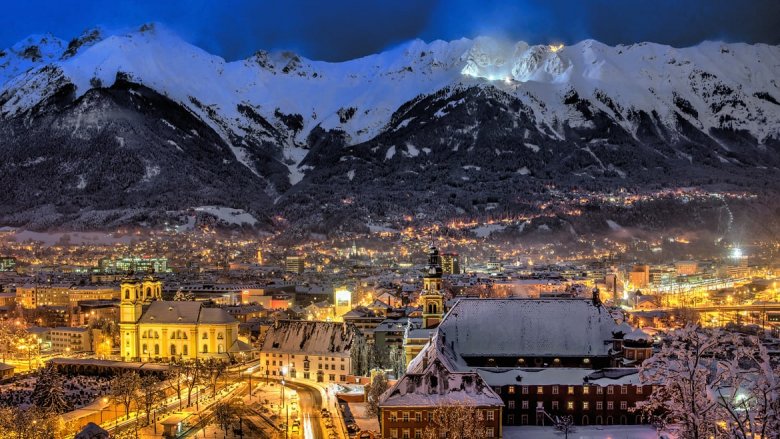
137 301 237 325
260 320 361 356
476 367 641 386
439 298 618 359
624 328 652 342
381 357 504 408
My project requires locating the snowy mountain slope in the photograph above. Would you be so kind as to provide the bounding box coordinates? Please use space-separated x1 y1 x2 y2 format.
1 24 780 231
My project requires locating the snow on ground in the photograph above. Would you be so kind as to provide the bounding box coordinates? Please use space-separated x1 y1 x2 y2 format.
606 220 623 231
0 374 111 409
517 166 530 175
504 425 665 439
471 223 507 238
385 145 396 160
368 223 400 234
194 206 258 226
345 402 379 433
10 230 135 247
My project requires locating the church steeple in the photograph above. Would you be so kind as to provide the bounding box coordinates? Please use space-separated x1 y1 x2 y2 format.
421 243 444 328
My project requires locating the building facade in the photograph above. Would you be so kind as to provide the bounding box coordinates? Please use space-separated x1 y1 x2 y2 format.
119 277 245 361
259 320 365 384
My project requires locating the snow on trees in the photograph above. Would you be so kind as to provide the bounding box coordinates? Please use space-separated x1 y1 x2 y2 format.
636 325 780 439
31 365 70 413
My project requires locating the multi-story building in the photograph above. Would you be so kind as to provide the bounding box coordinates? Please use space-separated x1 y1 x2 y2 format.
0 257 16 272
16 284 119 309
380 358 504 439
285 256 305 274
259 320 364 384
98 256 169 274
119 276 249 361
49 327 91 353
380 295 654 435
440 252 460 275
628 265 649 289
674 261 698 276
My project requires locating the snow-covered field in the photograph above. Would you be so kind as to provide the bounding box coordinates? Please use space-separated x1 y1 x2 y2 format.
0 374 111 409
504 425 666 439
194 206 258 226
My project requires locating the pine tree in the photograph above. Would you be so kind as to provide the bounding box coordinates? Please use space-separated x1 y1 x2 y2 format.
32 366 70 413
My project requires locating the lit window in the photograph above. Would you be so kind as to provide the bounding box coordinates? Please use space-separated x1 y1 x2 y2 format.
583 386 589 395
637 386 643 394
537 386 543 394
567 386 574 395
567 402 574 410
508 386 515 394
583 402 589 410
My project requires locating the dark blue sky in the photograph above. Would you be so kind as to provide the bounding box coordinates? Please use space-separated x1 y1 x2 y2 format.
2 0 779 61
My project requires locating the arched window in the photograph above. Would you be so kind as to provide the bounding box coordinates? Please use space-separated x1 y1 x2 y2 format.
142 344 148 354
183 345 188 356
146 287 152 298
170 344 176 356
217 333 224 340
154 331 160 339
154 344 160 356
124 289 130 299
203 344 208 353
218 344 224 353
182 332 188 339
202 333 208 339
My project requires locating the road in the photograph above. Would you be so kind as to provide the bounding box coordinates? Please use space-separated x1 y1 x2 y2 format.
285 381 325 439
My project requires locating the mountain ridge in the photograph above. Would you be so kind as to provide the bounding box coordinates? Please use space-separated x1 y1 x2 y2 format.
1 24 779 237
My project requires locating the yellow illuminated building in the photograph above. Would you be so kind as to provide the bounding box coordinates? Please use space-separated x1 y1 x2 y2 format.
119 276 245 362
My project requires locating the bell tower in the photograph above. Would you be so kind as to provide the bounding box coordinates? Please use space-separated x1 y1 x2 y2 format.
141 275 162 303
119 277 142 361
421 244 444 329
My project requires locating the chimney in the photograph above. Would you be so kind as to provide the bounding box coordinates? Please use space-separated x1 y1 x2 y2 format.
592 287 601 306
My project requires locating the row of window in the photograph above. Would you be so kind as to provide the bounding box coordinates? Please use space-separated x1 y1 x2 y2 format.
388 428 495 438
507 400 632 410
503 385 644 395
140 343 225 355
267 353 345 362
388 410 496 423
266 359 345 371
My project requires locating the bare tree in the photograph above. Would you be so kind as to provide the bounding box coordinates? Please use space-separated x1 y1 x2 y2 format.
422 404 488 439
165 360 184 409
553 415 575 439
212 399 240 438
135 375 165 426
181 360 202 407
202 358 227 396
110 372 141 418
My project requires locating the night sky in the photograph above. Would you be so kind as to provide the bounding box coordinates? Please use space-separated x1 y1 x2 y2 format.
2 0 780 61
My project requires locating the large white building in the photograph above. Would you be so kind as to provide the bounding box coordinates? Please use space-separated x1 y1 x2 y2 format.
259 320 365 384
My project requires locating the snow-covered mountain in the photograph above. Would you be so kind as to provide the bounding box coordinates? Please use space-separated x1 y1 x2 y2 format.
1 24 779 232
